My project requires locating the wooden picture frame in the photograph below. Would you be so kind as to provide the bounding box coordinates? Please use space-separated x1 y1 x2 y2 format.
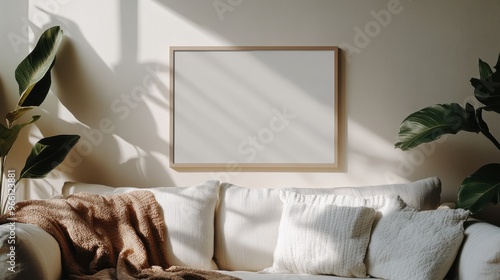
170 46 339 171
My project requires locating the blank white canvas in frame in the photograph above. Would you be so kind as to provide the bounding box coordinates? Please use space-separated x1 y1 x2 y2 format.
170 46 338 171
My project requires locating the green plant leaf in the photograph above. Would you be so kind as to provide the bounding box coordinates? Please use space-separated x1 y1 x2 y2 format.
493 52 500 71
0 123 18 158
19 134 80 180
471 77 500 113
458 163 500 214
395 103 480 150
0 116 40 157
478 58 493 80
5 106 35 128
471 54 500 113
15 26 63 107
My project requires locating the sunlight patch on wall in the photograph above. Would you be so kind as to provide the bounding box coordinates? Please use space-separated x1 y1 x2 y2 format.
348 120 408 184
29 0 123 70
111 134 139 165
138 0 236 57
55 101 81 124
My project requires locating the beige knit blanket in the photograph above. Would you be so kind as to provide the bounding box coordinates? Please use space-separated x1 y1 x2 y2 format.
0 191 239 280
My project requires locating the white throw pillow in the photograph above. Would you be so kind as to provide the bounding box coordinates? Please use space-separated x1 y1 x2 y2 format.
366 208 469 280
62 180 220 270
265 191 383 277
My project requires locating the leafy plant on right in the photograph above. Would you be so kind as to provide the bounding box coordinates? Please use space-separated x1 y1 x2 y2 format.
395 54 500 214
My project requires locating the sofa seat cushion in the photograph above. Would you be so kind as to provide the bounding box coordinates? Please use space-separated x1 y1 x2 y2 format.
62 180 220 270
215 177 441 272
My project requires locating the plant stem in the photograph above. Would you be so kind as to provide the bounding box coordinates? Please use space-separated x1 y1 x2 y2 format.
481 131 500 151
0 177 19 216
0 156 6 214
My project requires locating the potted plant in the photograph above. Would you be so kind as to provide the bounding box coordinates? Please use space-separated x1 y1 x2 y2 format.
395 53 500 214
0 26 80 214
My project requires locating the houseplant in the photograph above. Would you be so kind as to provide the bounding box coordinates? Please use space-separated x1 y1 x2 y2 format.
0 26 80 214
395 53 500 214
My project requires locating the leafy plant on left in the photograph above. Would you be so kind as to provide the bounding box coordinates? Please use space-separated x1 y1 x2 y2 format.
0 26 80 214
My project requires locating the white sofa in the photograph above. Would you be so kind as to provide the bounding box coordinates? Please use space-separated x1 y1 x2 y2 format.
1 177 499 280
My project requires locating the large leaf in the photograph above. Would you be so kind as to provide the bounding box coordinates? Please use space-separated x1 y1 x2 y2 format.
478 58 493 80
0 116 40 157
471 54 500 113
5 106 35 128
19 134 80 180
15 26 63 107
395 103 480 150
458 163 500 214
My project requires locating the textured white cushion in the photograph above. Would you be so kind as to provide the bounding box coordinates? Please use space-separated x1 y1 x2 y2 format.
366 208 469 280
453 219 500 280
265 191 377 277
62 180 220 270
215 178 439 271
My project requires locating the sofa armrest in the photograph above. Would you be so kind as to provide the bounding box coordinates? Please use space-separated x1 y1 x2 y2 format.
0 222 62 280
451 219 500 280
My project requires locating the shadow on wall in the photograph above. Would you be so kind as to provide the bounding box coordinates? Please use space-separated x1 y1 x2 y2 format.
31 3 173 187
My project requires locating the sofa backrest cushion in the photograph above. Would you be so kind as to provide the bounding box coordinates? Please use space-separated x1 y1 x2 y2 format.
62 180 220 270
289 177 441 211
215 185 281 271
453 219 500 280
214 177 441 271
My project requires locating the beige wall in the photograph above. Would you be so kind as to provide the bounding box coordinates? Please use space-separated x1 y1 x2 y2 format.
1 0 499 225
